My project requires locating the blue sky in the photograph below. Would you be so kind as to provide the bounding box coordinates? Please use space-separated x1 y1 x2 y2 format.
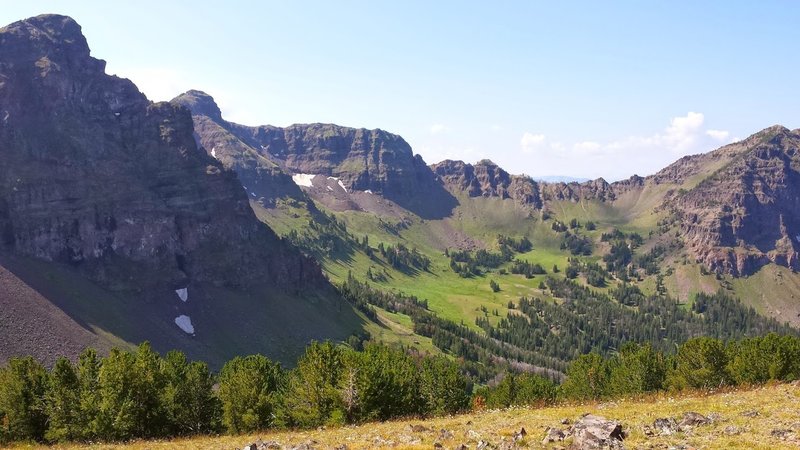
3 1 799 180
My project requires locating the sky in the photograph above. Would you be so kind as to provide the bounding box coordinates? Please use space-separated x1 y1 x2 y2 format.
3 1 800 181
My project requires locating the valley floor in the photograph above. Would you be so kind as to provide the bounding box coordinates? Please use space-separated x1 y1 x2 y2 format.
13 382 800 449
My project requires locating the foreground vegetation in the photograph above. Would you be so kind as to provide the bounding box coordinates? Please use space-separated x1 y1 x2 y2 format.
9 382 800 449
2 333 800 446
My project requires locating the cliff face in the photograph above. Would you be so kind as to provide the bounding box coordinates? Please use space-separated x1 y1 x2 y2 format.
667 126 800 275
431 159 543 208
176 93 457 219
0 15 323 291
171 90 306 208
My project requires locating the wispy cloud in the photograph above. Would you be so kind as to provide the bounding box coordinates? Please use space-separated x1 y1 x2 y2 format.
706 129 730 141
430 123 448 134
517 112 734 180
520 132 546 153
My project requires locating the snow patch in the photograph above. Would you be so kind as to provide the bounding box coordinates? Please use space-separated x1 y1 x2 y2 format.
175 288 188 302
326 186 333 191
211 147 217 159
251 192 256 197
365 190 373 194
328 177 348 192
292 173 316 187
174 315 194 334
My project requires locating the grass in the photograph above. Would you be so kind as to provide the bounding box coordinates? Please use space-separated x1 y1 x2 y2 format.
26 382 800 449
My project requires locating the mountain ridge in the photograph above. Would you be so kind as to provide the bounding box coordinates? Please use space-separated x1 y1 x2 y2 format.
0 14 361 367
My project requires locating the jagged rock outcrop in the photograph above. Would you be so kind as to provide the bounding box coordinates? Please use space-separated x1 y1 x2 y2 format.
0 14 324 291
666 126 800 275
432 158 615 207
172 90 307 208
177 93 457 219
542 178 616 202
431 159 543 208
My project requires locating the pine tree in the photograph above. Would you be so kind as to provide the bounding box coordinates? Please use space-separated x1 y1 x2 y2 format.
217 355 284 433
0 357 47 442
44 358 80 442
284 341 346 427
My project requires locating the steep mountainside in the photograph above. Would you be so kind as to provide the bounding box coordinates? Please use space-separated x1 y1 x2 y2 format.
174 90 457 219
0 15 361 367
171 90 307 208
662 126 800 275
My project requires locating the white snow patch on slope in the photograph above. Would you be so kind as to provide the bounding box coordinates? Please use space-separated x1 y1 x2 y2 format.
292 173 316 187
211 147 217 159
174 315 194 334
326 186 333 191
328 177 348 192
175 288 188 302
365 189 373 194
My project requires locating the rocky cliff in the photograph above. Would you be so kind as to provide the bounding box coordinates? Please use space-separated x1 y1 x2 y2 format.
176 94 458 219
431 159 543 208
665 126 800 275
0 15 323 291
171 90 307 208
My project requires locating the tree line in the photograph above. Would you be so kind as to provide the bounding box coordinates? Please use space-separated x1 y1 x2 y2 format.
473 333 800 409
0 341 470 444
4 332 798 445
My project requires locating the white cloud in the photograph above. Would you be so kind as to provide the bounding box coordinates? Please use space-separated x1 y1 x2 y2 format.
520 132 546 153
706 129 730 141
430 123 448 134
490 124 503 132
573 141 601 152
662 111 705 151
516 112 735 181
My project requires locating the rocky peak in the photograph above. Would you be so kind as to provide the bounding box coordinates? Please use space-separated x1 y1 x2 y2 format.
172 90 224 124
541 178 615 202
175 101 457 218
0 15 324 291
0 14 95 67
671 125 800 275
431 159 542 208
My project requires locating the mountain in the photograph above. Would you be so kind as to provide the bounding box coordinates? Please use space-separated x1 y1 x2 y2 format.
662 126 800 275
173 90 457 219
0 15 361 367
431 159 543 208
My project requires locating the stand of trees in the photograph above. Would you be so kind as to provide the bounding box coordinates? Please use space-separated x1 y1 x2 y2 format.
2 333 800 445
0 342 470 444
447 235 533 277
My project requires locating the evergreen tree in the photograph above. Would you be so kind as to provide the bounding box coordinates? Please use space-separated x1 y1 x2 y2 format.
44 358 80 442
217 355 284 433
607 342 666 396
351 344 420 421
419 357 471 415
160 351 220 435
284 341 347 427
667 337 730 390
0 356 47 442
76 348 101 440
560 353 609 400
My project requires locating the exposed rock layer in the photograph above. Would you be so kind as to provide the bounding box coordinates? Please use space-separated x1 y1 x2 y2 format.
0 15 323 291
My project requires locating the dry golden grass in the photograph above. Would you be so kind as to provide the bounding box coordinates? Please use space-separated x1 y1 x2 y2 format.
10 382 800 450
